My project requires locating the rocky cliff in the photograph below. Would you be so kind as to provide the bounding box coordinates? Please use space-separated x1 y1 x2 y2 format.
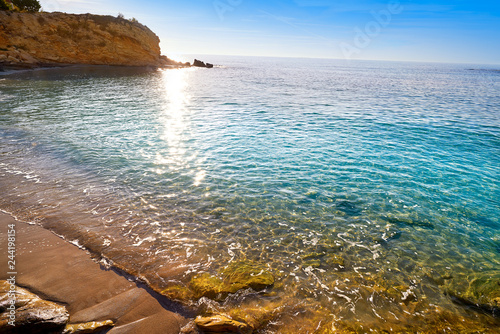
0 11 181 68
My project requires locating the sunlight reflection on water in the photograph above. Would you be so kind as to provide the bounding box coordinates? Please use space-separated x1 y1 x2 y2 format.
156 68 206 187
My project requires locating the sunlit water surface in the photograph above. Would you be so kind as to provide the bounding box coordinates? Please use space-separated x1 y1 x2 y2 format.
0 57 499 332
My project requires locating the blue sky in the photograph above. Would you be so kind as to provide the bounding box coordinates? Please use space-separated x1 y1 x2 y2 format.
40 0 500 64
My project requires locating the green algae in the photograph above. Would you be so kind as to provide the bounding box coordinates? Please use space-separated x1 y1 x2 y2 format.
219 261 275 294
228 306 278 330
190 273 224 299
302 259 322 268
445 271 500 313
162 261 276 302
324 253 345 267
301 252 325 261
160 284 194 301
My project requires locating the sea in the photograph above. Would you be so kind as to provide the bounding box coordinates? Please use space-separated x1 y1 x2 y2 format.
0 56 499 333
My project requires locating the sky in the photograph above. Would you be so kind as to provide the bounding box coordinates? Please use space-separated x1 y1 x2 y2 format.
39 0 500 64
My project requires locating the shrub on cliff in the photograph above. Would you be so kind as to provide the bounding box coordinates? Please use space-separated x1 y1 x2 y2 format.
11 0 41 12
0 0 13 10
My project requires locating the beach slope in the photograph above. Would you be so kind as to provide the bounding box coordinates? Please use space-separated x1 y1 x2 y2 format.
0 213 189 333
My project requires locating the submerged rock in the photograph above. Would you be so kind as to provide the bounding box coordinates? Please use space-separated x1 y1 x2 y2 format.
302 259 322 268
422 267 453 286
324 253 345 267
227 302 283 330
195 315 252 334
301 252 325 261
0 280 69 334
220 261 275 293
190 273 224 299
445 271 500 314
161 284 194 301
386 215 434 230
187 261 275 301
301 252 345 269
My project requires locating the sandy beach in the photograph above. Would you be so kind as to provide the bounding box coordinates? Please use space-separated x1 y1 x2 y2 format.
0 212 191 333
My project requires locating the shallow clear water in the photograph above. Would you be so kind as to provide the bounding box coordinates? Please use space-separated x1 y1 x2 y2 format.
1 58 499 332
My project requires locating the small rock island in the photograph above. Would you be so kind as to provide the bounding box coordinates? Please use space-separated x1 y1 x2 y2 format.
0 10 211 69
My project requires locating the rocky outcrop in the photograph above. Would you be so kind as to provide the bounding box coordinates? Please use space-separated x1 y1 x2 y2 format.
0 11 186 68
0 280 69 333
193 59 214 68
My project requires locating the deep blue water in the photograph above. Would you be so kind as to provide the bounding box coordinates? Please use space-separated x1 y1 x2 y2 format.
0 57 499 332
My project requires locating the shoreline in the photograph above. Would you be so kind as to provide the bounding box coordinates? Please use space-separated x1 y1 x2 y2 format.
0 63 188 77
0 60 215 78
0 211 192 333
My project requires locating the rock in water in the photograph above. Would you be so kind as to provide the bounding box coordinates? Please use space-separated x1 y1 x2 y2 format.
193 59 214 68
190 273 224 299
444 271 500 315
0 280 69 334
220 261 275 293
195 315 252 333
187 261 275 300
193 59 206 67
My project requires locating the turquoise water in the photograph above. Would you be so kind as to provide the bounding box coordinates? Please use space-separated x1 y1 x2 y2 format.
0 58 499 332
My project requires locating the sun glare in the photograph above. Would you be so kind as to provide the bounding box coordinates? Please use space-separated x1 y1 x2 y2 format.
167 54 190 63
157 69 206 187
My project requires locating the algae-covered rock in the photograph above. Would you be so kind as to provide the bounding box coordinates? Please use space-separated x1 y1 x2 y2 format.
300 252 344 269
187 262 274 301
220 261 275 293
227 302 283 330
195 314 252 333
63 320 114 334
161 284 195 301
385 213 435 230
324 253 345 267
302 259 322 268
190 273 224 299
0 280 69 334
301 252 325 261
445 271 500 314
422 267 453 286
301 252 324 268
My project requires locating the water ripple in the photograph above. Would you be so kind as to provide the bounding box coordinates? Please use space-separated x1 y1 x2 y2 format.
0 59 499 332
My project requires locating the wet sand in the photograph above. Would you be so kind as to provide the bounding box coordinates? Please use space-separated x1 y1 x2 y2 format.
0 212 190 333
